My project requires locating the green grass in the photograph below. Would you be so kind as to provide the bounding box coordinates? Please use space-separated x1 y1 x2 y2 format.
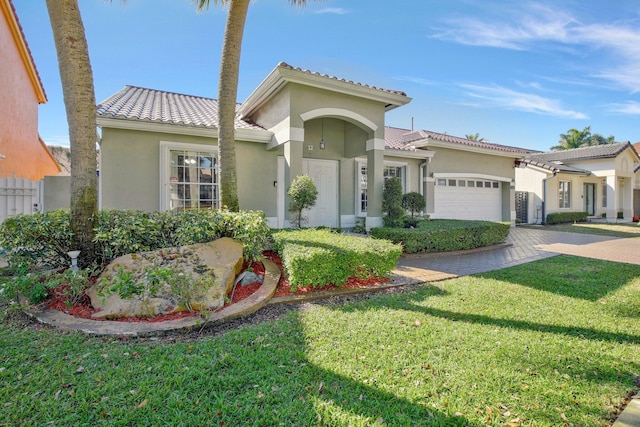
522 222 640 238
1 255 639 426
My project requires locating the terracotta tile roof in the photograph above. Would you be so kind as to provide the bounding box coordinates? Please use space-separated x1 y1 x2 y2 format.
384 126 533 155
384 126 417 151
96 86 264 131
277 62 408 97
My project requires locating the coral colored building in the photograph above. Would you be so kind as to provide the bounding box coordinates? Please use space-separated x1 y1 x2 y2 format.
0 0 60 180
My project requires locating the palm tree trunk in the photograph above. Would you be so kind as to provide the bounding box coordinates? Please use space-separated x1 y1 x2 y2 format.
217 0 250 212
46 0 98 268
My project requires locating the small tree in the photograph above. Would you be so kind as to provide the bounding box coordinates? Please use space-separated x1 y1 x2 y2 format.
288 175 318 228
402 192 425 219
382 177 405 228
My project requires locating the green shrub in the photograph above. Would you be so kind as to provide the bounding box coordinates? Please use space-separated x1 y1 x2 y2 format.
370 220 510 253
272 228 401 291
0 209 271 268
94 210 169 263
382 177 405 227
288 175 318 228
545 211 588 225
0 210 72 269
402 192 425 219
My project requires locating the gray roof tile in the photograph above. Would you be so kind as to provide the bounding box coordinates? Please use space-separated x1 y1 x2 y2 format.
96 86 264 131
529 142 631 162
519 157 589 174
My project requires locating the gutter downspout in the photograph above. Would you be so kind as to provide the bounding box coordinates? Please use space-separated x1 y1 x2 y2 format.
541 171 556 225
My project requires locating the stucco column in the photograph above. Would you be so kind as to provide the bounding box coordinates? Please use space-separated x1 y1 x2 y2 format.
503 181 516 227
365 138 385 230
284 140 303 224
605 175 617 222
622 178 633 220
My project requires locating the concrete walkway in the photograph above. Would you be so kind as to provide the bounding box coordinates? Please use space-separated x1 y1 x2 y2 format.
394 226 639 283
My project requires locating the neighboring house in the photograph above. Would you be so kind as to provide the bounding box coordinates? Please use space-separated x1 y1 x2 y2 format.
515 143 640 224
96 62 529 229
0 0 60 180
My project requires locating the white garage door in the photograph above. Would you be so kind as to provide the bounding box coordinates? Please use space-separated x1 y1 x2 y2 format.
434 178 502 221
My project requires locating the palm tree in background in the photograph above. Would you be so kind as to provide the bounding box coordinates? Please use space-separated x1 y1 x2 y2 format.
552 126 616 150
465 133 485 142
46 0 97 267
192 0 309 211
552 126 592 150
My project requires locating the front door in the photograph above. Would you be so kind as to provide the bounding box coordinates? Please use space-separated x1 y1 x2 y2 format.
303 159 339 228
584 183 595 215
276 158 339 228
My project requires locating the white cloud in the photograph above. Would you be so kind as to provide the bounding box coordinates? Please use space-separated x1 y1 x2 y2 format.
432 4 575 49
393 76 437 86
458 83 588 119
432 3 640 92
314 8 348 15
606 101 640 115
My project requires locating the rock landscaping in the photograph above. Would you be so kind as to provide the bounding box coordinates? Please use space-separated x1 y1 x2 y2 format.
87 238 243 319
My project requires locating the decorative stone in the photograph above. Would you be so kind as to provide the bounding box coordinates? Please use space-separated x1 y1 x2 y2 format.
234 271 263 287
87 238 244 319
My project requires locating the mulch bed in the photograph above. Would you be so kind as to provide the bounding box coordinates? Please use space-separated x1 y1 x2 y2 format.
43 251 389 323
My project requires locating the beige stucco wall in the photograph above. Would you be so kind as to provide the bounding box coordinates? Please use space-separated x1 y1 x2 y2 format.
99 128 280 216
42 175 70 212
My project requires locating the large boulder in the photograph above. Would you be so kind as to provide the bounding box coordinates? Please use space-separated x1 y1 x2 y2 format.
87 238 244 319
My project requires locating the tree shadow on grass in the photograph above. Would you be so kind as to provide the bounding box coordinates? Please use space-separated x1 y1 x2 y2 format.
474 255 640 301
204 309 479 426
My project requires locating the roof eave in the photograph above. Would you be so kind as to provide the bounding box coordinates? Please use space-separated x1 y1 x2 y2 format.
96 116 273 143
384 147 435 160
521 159 590 175
238 64 411 118
416 139 529 158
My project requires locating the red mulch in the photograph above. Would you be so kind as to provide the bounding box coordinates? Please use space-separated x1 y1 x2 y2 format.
44 252 389 322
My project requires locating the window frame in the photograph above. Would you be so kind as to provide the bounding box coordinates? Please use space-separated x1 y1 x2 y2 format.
159 141 218 212
356 159 408 216
558 180 571 209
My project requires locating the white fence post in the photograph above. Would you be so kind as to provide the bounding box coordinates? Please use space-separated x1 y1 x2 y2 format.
0 174 41 223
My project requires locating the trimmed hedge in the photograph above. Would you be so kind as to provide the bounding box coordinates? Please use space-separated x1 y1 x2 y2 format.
0 209 271 268
370 220 510 253
272 228 402 291
545 211 588 225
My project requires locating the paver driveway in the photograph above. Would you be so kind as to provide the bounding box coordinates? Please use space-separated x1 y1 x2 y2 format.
394 227 640 283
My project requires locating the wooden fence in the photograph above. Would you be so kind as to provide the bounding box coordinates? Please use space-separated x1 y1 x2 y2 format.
0 175 42 223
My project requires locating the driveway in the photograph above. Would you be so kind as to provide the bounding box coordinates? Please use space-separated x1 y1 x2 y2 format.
394 227 640 283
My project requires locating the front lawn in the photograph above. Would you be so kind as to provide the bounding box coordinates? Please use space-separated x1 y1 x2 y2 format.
522 222 640 238
1 256 639 425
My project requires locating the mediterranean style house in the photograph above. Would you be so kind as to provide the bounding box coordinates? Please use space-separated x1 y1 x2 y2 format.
515 142 640 223
96 62 532 229
0 0 60 180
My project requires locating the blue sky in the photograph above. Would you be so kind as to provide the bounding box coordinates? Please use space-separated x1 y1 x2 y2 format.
13 0 640 152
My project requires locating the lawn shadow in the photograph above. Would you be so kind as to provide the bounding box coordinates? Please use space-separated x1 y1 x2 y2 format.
473 255 639 301
211 308 480 426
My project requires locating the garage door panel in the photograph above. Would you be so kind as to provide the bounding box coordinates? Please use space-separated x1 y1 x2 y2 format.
434 182 502 221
